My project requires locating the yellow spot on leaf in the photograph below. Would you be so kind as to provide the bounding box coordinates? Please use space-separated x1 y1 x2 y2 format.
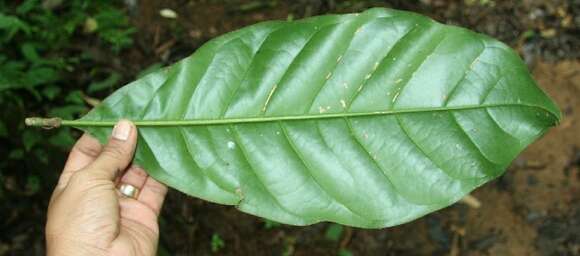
262 84 278 112
392 92 400 103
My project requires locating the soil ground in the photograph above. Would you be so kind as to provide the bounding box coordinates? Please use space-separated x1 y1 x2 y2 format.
1 0 578 255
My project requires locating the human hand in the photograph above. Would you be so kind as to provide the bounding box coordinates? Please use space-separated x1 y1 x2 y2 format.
45 120 168 256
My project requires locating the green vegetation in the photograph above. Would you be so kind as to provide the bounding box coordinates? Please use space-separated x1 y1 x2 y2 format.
325 224 344 242
0 0 135 198
210 233 225 253
264 218 282 229
338 248 354 256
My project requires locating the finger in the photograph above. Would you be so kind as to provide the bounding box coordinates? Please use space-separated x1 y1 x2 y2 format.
118 198 159 234
138 177 168 216
86 120 137 180
57 134 102 190
118 165 148 192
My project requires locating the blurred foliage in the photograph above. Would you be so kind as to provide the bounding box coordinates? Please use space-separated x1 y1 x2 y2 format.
338 248 354 256
263 218 282 229
0 0 135 199
210 233 225 253
324 223 344 242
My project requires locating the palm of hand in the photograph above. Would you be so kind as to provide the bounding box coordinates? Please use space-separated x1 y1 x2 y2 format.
46 123 167 256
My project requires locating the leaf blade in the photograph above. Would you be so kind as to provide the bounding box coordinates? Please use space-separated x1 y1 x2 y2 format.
74 8 560 228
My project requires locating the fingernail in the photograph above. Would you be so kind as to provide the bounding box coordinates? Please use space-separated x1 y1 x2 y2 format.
112 120 132 141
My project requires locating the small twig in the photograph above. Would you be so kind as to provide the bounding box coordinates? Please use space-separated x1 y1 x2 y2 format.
153 25 161 47
449 233 460 256
339 226 353 249
449 225 465 256
25 117 62 128
84 97 101 107
460 194 481 209
155 39 176 56
81 92 102 107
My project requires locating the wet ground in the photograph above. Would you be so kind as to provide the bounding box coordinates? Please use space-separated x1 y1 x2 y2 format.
1 0 579 255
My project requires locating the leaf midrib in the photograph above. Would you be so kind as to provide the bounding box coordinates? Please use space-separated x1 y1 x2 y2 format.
70 103 556 127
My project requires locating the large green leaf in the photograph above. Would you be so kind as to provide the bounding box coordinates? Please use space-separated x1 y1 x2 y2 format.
72 8 559 228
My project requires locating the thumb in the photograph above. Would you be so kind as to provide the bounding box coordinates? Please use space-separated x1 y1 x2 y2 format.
86 120 138 180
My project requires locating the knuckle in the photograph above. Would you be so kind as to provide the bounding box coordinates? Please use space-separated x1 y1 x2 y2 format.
147 181 168 195
68 170 114 190
72 142 101 157
69 170 93 184
102 145 129 160
130 166 148 177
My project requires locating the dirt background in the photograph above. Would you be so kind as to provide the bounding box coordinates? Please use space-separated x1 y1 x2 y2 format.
2 0 579 255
